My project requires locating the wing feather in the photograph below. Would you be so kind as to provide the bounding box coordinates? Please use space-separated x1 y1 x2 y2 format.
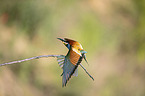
57 56 65 69
62 57 78 87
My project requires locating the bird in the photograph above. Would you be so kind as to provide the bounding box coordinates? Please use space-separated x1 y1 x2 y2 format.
0 38 94 87
57 38 94 87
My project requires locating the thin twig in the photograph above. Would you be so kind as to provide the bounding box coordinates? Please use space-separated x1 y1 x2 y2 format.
80 64 94 81
0 55 63 67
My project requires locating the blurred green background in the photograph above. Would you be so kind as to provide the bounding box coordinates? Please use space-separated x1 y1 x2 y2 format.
0 0 145 96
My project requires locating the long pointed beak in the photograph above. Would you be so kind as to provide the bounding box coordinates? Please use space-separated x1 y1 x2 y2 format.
57 38 68 47
57 38 65 42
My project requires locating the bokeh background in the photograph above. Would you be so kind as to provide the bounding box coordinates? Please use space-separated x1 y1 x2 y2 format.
0 0 145 96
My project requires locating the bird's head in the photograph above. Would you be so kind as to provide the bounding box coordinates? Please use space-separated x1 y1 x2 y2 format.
57 38 87 55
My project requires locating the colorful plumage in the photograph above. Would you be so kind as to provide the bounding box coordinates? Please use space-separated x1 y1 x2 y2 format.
57 38 94 87
0 38 94 87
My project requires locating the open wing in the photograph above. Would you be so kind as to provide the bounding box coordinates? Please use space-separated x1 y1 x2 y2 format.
57 55 65 69
62 57 78 87
57 55 78 86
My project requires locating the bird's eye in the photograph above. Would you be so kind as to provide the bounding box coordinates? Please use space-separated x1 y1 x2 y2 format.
63 42 68 45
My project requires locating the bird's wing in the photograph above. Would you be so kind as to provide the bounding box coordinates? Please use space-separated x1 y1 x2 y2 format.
57 55 78 76
62 57 78 87
57 55 65 69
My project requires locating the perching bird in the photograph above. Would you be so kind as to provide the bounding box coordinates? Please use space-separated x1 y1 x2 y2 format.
57 38 94 87
0 38 94 87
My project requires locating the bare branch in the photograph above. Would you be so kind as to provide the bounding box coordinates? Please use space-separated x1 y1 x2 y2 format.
0 55 63 67
80 64 94 81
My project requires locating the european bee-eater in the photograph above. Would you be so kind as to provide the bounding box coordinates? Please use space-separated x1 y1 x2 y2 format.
0 38 94 87
57 38 94 87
